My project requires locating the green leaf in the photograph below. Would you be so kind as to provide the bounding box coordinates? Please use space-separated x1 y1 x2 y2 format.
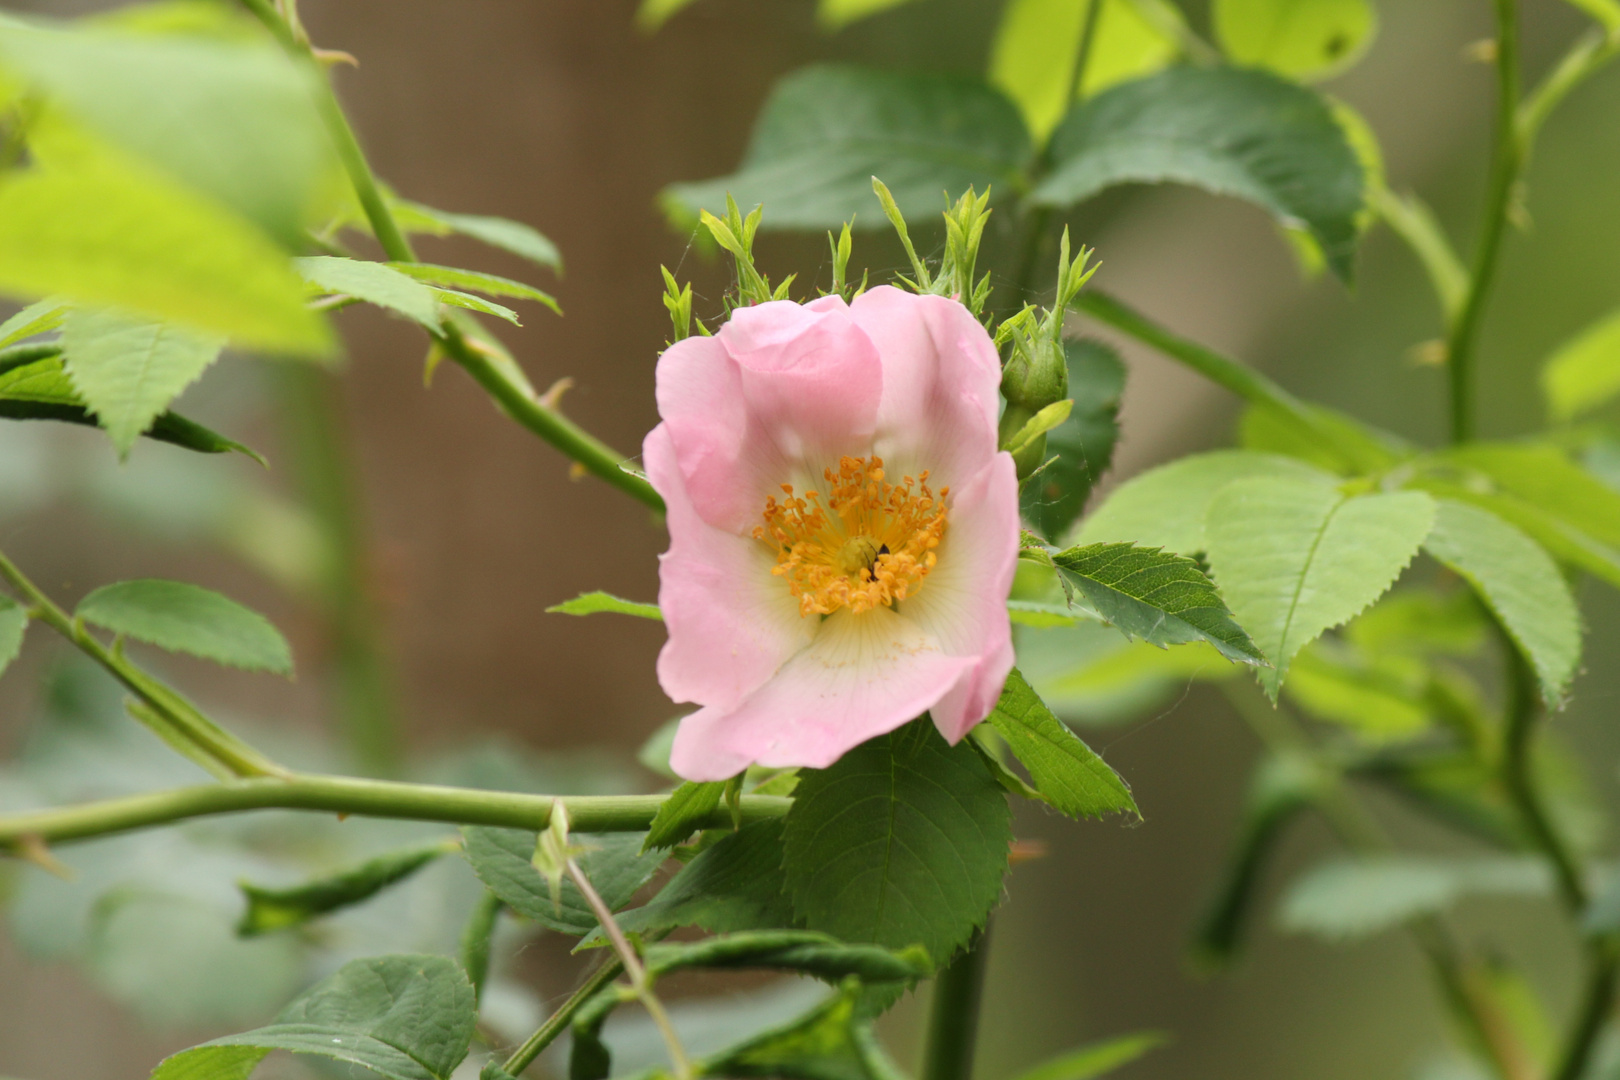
460 827 663 936
986 668 1138 819
394 200 562 272
0 298 66 348
428 288 520 325
989 0 1181 144
817 0 923 30
1423 500 1581 707
1007 1033 1168 1080
1544 306 1620 421
546 591 663 620
1076 450 1335 555
294 257 441 331
0 595 26 679
1021 339 1124 542
0 352 261 460
1204 478 1434 697
782 718 1011 965
1279 856 1550 940
1033 66 1364 280
1236 399 1411 475
1053 542 1265 664
1213 0 1376 81
76 578 293 675
1004 399 1074 457
662 65 1031 230
0 19 335 244
613 818 798 938
1282 642 1435 742
388 263 560 315
642 781 727 852
237 841 457 936
693 978 903 1080
149 955 478 1080
60 307 222 455
0 161 329 354
641 930 929 984
1559 0 1620 33
1191 752 1324 968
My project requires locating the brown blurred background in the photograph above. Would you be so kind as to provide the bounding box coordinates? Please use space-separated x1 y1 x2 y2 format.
4 1 1620 1077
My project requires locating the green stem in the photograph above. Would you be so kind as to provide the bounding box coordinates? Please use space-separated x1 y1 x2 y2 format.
278 365 402 776
0 776 792 851
0 548 286 780
460 890 504 1003
920 927 992 1080
1499 641 1586 912
1518 26 1620 158
500 955 624 1077
1446 0 1521 445
240 0 664 513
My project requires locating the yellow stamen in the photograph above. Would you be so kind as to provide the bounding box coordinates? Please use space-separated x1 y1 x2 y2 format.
753 455 948 617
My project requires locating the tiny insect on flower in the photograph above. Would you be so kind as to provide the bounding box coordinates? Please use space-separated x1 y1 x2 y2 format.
644 286 1019 781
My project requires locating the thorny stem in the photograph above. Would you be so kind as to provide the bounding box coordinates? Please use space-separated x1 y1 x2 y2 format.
240 0 664 513
920 927 992 1080
0 547 287 780
1446 0 1521 445
566 858 693 1080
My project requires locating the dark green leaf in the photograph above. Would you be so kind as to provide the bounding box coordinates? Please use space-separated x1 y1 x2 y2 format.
0 596 27 680
642 781 727 852
76 579 293 675
1423 500 1581 706
1033 66 1364 279
641 930 929 983
612 818 798 938
60 307 223 456
546 591 663 620
1279 856 1550 940
986 669 1137 819
460 827 663 936
783 719 1011 965
662 65 1031 230
394 200 563 272
695 978 905 1080
149 955 478 1080
1021 339 1124 541
294 257 441 330
1204 479 1435 697
237 841 457 936
1007 1033 1168 1080
1053 542 1264 664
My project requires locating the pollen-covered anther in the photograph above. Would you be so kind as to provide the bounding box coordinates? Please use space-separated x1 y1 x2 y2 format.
754 455 948 617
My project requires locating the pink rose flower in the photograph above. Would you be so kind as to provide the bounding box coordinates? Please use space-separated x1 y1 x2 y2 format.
645 285 1020 781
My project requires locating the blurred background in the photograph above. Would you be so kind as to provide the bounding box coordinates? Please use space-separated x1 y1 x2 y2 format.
3 1 1619 1077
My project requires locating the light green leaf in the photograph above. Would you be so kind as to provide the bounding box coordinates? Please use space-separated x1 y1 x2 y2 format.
1541 306 1620 421
1279 856 1551 940
1236 399 1411 475
1053 542 1266 663
1204 478 1434 697
634 0 702 30
388 263 559 314
546 591 663 620
1077 450 1335 555
460 827 663 936
989 0 1181 145
642 780 726 852
1033 66 1364 280
1005 399 1074 456
1423 500 1581 707
149 955 478 1080
0 298 66 347
393 200 562 272
1283 642 1434 742
1559 0 1620 32
60 307 222 455
0 595 26 679
612 818 797 939
0 161 329 354
782 718 1011 965
75 578 292 675
817 0 923 30
294 256 441 330
1008 599 1092 627
1008 1033 1168 1080
0 351 261 460
427 288 519 325
986 668 1138 819
237 841 457 936
662 64 1031 230
1213 0 1376 81
0 19 335 243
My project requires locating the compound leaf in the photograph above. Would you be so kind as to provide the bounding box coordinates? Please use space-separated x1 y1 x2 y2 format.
76 579 292 675
393 200 562 272
294 257 440 330
460 827 662 936
612 818 798 939
60 306 222 455
388 263 559 315
986 668 1137 819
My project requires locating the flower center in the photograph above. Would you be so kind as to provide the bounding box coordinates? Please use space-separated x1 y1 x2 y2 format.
754 455 948 617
